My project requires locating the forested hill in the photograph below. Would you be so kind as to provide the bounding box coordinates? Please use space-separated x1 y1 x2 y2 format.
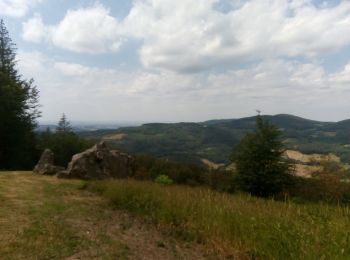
79 114 350 165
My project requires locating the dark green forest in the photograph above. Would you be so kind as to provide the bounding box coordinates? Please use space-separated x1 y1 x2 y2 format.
0 20 40 169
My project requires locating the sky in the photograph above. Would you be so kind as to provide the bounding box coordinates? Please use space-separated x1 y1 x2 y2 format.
1 0 350 123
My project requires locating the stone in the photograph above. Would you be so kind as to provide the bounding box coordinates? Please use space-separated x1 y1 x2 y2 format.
58 141 135 180
33 149 64 175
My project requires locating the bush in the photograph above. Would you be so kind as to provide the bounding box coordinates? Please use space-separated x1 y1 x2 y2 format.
154 174 174 185
133 155 203 185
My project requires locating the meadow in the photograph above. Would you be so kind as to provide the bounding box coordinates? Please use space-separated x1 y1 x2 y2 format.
2 171 350 259
0 172 208 259
86 179 350 259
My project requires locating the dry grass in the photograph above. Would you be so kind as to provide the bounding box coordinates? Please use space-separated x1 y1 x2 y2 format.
86 179 350 259
0 172 211 259
285 150 340 164
103 133 126 141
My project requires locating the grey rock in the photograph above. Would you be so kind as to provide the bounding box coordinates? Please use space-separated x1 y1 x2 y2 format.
60 141 134 180
33 149 64 175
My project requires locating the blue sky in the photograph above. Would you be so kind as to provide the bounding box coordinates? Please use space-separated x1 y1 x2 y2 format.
1 0 350 123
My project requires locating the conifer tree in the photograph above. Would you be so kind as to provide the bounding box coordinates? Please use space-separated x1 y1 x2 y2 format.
38 114 90 167
56 113 72 133
0 19 40 169
231 115 294 197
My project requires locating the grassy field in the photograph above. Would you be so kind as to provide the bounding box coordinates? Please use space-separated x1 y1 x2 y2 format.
2 172 350 259
0 172 210 259
86 180 350 259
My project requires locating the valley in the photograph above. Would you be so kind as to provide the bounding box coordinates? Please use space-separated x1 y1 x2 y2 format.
79 114 350 168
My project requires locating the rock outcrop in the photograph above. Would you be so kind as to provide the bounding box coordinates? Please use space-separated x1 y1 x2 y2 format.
33 149 65 175
57 141 134 180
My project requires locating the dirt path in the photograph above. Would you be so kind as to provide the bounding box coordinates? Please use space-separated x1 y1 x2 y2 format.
0 172 213 260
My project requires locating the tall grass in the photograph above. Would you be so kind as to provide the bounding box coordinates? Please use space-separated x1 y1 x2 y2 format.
86 180 350 259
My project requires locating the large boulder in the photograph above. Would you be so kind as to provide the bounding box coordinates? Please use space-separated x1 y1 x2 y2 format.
57 141 134 180
33 149 65 175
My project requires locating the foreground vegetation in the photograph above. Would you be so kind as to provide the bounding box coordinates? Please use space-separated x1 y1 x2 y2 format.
0 172 208 259
86 179 350 259
3 172 350 259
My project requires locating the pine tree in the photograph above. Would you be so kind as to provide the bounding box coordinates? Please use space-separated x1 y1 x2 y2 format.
56 113 72 133
231 115 294 197
0 19 40 169
37 114 90 167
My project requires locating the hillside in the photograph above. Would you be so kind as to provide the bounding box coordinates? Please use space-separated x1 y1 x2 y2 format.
79 114 350 165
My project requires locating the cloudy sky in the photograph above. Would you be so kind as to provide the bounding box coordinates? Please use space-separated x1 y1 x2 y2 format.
2 0 350 123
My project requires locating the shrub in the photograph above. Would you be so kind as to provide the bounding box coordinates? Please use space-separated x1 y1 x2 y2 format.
154 174 174 185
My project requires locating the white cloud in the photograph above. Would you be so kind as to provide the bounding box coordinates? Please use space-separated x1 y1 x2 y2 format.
21 1 350 72
0 0 42 17
22 13 51 43
53 62 97 77
206 59 329 99
329 63 350 85
16 50 350 122
123 0 350 72
22 4 123 54
52 4 122 53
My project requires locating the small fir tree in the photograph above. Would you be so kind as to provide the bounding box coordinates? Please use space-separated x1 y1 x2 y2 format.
231 115 294 197
56 113 72 133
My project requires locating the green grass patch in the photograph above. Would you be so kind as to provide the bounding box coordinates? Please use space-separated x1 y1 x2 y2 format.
86 179 350 259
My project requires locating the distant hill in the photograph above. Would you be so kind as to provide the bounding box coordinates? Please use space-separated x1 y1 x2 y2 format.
78 114 350 165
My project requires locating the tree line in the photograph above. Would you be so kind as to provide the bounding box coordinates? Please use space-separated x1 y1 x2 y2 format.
0 20 89 170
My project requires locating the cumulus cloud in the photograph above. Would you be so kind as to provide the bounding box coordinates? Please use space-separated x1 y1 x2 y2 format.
22 4 123 54
0 0 42 17
22 13 51 43
21 1 350 71
52 4 122 53
123 0 350 72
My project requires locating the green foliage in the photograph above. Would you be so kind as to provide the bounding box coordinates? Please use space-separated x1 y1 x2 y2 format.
37 116 91 167
86 179 350 259
154 174 174 185
133 154 236 191
0 20 40 169
134 155 204 185
232 115 294 197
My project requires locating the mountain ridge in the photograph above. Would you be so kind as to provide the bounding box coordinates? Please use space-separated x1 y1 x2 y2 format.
79 114 350 165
